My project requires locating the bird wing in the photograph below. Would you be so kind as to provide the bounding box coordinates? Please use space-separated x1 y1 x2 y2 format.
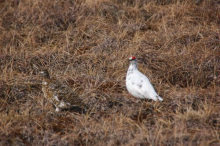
129 70 157 99
64 92 85 107
49 79 70 101
49 79 85 108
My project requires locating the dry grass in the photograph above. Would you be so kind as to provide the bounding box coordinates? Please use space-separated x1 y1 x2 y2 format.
0 0 219 145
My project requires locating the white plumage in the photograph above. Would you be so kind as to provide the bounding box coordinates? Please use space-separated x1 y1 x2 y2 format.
126 56 163 101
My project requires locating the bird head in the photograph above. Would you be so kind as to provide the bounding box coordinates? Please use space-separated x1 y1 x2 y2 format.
128 56 138 68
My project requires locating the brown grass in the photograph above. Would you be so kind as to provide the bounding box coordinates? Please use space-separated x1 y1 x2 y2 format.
0 0 219 145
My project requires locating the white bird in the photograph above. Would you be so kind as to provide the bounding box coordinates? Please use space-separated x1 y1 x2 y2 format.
126 56 163 101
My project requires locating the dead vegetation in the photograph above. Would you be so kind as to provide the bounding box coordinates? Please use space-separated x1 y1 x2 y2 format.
0 0 219 145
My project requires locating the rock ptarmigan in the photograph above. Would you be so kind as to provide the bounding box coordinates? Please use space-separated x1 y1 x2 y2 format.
40 69 86 112
126 56 163 101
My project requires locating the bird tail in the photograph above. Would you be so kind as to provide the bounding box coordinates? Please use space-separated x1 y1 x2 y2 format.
157 95 163 101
